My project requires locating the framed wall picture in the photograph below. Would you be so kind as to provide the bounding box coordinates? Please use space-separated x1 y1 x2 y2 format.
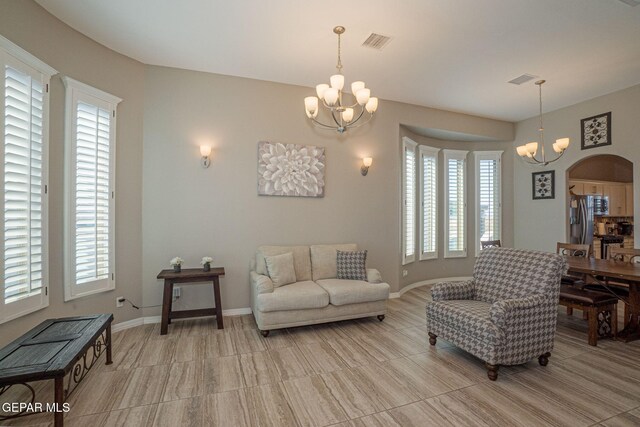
257 141 325 197
581 112 611 150
532 170 555 200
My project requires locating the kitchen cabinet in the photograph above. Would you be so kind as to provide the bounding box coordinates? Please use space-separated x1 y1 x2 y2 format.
604 184 626 216
583 182 604 196
626 183 634 216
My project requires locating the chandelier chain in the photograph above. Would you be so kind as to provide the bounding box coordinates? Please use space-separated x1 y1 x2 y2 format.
336 32 343 73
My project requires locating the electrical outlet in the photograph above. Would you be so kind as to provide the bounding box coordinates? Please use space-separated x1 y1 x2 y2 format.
173 287 181 299
402 269 408 277
116 296 124 308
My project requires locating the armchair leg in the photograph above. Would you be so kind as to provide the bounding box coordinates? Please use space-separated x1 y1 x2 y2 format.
428 333 437 346
538 352 551 366
486 363 499 381
377 315 385 322
260 329 270 337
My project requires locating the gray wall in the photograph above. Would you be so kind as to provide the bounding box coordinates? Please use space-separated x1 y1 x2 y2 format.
398 127 515 288
514 84 640 252
141 66 513 315
0 0 144 345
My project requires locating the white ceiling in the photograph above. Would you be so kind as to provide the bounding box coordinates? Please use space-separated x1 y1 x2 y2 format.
35 0 640 122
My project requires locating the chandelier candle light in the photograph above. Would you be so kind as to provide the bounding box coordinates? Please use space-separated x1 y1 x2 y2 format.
516 80 570 166
304 26 379 133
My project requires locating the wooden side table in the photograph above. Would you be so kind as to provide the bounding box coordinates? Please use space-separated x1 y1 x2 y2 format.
156 267 225 335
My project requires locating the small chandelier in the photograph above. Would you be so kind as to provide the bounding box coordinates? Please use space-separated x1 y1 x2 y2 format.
516 80 570 166
304 26 379 134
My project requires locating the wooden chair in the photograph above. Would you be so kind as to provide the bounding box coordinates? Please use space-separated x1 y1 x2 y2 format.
480 240 501 249
557 243 590 316
556 242 590 258
609 247 640 263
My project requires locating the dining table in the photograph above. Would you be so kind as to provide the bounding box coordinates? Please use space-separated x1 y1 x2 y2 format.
565 256 640 342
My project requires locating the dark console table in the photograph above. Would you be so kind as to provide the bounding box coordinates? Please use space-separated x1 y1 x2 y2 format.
157 267 226 335
0 314 113 426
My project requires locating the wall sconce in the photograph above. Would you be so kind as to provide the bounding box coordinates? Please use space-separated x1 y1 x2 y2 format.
200 145 212 168
361 157 372 176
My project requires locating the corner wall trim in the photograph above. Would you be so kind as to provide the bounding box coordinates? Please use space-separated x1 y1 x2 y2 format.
111 307 253 333
390 276 473 299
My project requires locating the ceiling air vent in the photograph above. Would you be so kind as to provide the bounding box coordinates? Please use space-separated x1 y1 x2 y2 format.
508 74 537 85
362 33 392 50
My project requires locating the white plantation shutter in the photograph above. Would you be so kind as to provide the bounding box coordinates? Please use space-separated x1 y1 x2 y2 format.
1 37 55 323
63 77 121 300
419 146 439 260
475 151 502 256
444 150 467 258
402 137 417 264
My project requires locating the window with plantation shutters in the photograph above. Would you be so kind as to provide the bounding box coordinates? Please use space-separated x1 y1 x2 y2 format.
475 151 502 256
63 77 121 301
1 36 56 323
444 149 468 258
402 137 417 265
419 145 439 260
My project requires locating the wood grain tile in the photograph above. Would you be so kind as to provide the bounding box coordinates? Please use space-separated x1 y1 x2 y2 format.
202 356 244 393
65 369 131 416
282 375 348 427
162 361 203 402
153 397 203 427
320 369 385 418
268 346 315 381
204 331 236 357
297 341 347 374
203 389 252 427
239 351 280 387
325 338 379 368
233 329 267 354
600 408 640 427
116 365 169 409
378 357 456 399
245 383 299 427
388 400 455 426
349 364 420 410
262 329 296 350
134 338 176 367
172 336 206 363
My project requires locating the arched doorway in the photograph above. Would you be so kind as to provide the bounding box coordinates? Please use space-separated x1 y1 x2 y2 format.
567 155 633 258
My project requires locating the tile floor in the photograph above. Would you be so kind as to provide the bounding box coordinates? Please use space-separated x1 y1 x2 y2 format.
3 285 640 426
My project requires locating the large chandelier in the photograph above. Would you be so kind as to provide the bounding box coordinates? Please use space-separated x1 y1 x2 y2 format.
304 26 379 133
516 80 570 166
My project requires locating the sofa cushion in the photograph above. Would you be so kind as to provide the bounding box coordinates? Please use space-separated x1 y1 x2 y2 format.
336 250 367 281
315 279 389 306
310 244 357 281
256 246 312 281
426 300 501 344
265 252 296 287
256 281 329 312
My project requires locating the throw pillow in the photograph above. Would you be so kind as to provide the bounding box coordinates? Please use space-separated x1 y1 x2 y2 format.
265 252 297 287
336 250 367 281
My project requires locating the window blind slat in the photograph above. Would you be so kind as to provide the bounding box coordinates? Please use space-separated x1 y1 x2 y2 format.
4 64 45 303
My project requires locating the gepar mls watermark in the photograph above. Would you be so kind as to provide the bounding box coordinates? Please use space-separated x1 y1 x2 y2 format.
2 401 70 414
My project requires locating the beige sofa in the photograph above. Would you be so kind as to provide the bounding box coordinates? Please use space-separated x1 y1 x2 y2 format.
250 244 390 336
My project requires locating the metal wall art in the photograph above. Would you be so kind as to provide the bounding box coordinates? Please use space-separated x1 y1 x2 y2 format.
581 112 611 150
532 170 555 200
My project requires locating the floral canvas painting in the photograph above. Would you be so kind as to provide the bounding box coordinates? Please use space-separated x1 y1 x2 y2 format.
258 141 325 197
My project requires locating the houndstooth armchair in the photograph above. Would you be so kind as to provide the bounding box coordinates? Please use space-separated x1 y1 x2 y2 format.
426 247 565 381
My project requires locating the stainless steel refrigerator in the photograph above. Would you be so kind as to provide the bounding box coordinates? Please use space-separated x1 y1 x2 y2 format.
569 195 594 247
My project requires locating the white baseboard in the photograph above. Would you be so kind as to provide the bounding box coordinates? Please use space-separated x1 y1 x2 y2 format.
111 317 144 333
112 308 252 333
113 278 470 332
391 276 473 299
